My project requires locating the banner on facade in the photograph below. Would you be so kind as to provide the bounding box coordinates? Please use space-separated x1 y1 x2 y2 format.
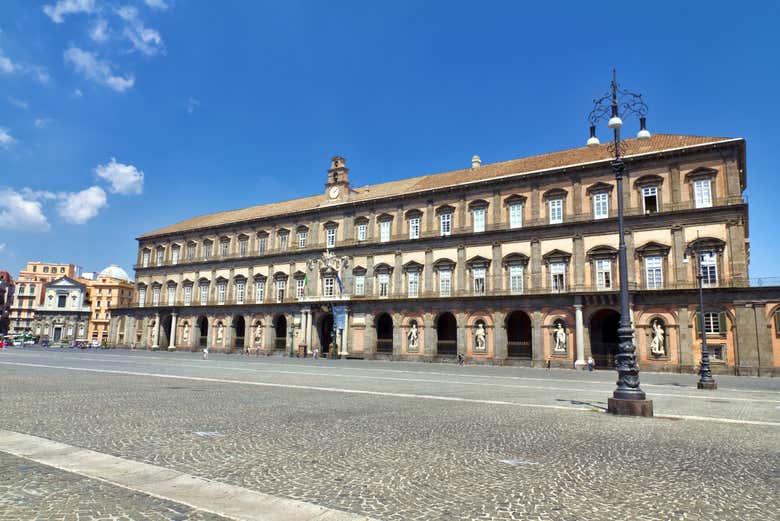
333 305 348 329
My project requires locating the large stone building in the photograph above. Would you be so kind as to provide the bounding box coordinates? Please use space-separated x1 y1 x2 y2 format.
9 262 80 334
110 134 780 376
34 276 91 345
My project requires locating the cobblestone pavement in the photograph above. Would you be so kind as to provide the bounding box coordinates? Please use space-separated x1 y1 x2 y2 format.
0 347 778 520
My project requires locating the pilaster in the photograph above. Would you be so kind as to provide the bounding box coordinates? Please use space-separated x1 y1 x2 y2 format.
530 238 542 290
573 235 585 290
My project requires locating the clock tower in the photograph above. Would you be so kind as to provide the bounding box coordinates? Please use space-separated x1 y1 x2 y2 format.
325 156 350 202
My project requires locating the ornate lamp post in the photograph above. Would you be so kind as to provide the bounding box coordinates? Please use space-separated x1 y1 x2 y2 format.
588 69 653 416
695 250 718 390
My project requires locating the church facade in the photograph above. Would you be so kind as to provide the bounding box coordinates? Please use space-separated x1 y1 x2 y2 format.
108 135 780 376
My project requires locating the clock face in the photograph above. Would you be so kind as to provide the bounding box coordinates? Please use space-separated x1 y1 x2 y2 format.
329 186 340 199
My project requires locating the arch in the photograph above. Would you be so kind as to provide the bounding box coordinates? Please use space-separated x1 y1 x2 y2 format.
506 311 532 359
634 174 664 188
585 181 614 195
589 309 621 368
233 315 246 348
273 315 287 350
196 316 208 348
160 314 172 349
375 313 393 353
686 237 726 254
319 312 335 354
468 198 489 210
436 312 457 355
542 187 568 200
684 166 718 182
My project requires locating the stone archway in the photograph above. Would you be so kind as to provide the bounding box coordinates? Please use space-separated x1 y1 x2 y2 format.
274 315 287 350
590 309 620 368
233 315 245 349
375 313 393 354
160 314 173 349
319 313 335 354
436 312 457 355
506 310 532 359
196 316 208 348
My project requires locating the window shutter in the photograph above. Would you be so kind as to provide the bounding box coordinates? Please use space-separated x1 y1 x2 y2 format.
718 312 727 334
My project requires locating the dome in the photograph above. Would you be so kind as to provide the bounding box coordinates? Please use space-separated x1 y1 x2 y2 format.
99 264 130 281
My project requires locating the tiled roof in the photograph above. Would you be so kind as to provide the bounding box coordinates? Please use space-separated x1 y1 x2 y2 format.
140 134 739 239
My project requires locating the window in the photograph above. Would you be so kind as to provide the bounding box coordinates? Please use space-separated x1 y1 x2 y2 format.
440 212 452 236
61 267 65 273
199 284 208 305
472 208 485 233
137 288 146 307
187 243 195 260
509 265 523 294
32 266 37 272
357 223 367 241
323 276 335 298
711 344 725 361
593 192 608 219
550 262 566 292
236 280 245 304
702 311 726 335
258 235 267 253
439 269 452 297
694 179 712 208
184 285 192 306
296 278 305 299
549 199 563 224
167 285 175 305
408 271 420 297
141 252 149 268
152 286 160 306
278 233 289 250
595 259 612 289
171 247 179 265
642 186 658 214
298 231 308 248
239 238 248 257
220 241 229 257
254 280 265 303
699 251 718 286
156 249 164 266
409 217 420 240
378 273 390 297
326 227 336 248
275 280 285 303
354 275 365 296
44 266 49 273
645 256 663 289
473 267 486 295
509 203 523 229
380 221 391 243
203 242 212 260
217 281 226 304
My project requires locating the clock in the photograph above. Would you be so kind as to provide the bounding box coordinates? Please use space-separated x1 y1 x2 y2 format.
328 186 340 199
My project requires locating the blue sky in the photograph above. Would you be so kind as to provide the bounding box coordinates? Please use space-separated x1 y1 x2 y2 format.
1 0 778 279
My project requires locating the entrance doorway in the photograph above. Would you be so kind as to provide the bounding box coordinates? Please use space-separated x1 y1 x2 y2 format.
274 315 287 350
436 312 457 355
233 316 245 349
590 309 620 368
506 311 532 359
53 326 62 342
319 313 334 354
160 314 172 349
375 313 393 353
196 316 208 348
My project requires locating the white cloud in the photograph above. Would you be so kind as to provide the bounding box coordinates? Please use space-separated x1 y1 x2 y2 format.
0 188 50 231
34 117 53 128
0 128 16 147
116 6 165 56
7 97 28 110
72 88 83 98
95 158 144 195
186 97 200 114
0 53 14 74
43 0 96 24
56 186 107 224
64 47 134 92
90 19 110 43
0 51 48 83
0 243 5 253
145 0 169 9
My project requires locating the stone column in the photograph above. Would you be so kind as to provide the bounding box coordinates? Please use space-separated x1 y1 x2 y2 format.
456 312 467 358
152 311 160 350
393 251 402 298
625 230 635 287
530 239 542 290
169 312 177 351
340 309 350 357
395 205 404 238
492 242 502 293
531 310 544 366
456 245 466 295
423 313 436 358
530 184 540 223
573 235 585 291
366 255 374 296
492 189 501 229
671 225 686 286
392 312 402 357
574 303 585 369
493 310 507 361
425 200 434 235
677 305 691 371
244 315 252 350
572 177 582 217
224 316 233 352
457 195 466 232
364 312 376 358
424 249 433 296
727 220 748 285
669 164 681 207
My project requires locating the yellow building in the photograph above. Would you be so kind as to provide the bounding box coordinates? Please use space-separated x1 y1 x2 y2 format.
84 266 134 344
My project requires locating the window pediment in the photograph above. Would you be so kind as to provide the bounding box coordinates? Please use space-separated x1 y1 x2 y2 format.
504 194 527 205
586 245 618 260
543 188 568 200
502 252 529 266
586 181 614 195
373 262 393 275
468 199 489 210
405 209 423 219
323 220 339 229
253 274 267 282
293 270 306 279
542 249 571 263
296 225 309 233
685 167 717 182
354 216 369 225
433 258 456 270
237 233 249 240
181 279 193 286
435 204 455 215
273 271 288 280
233 275 247 282
197 277 210 284
215 276 228 283
256 231 269 238
403 260 424 272
634 174 664 188
686 237 726 254
352 265 367 276
377 213 394 222
635 241 671 257
466 255 491 268
276 228 289 235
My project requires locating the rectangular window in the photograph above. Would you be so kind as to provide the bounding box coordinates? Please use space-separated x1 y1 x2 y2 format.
439 269 452 297
152 286 160 306
699 251 718 286
596 259 612 289
509 264 523 294
694 179 713 208
278 233 288 250
221 241 229 257
645 256 663 289
642 186 658 214
473 267 486 296
509 203 523 229
550 262 566 292
203 243 212 260
199 284 208 305
183 285 192 306
296 278 305 299
236 280 245 304
254 280 265 303
239 239 248 257
409 217 420 239
258 236 267 253
171 248 179 265
357 223 367 241
324 277 335 298
275 280 285 303
380 221 391 243
593 192 609 219
378 273 389 297
440 213 452 236
156 250 164 266
326 228 336 248
549 199 563 224
354 275 365 296
472 208 485 233
142 251 149 268
408 271 419 298
217 282 226 304
167 285 175 305
298 231 308 248
703 311 725 335
187 244 195 260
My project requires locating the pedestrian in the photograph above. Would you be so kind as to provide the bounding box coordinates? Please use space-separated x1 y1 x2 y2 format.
203 345 209 360
546 359 551 372
131 341 136 351
587 356 594 372
0 339 5 350
456 353 464 366
313 346 319 359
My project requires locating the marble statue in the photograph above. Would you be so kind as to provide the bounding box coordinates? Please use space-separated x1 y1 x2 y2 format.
254 323 262 341
475 322 486 351
554 322 566 352
407 322 419 350
216 322 224 343
182 324 190 343
650 319 665 356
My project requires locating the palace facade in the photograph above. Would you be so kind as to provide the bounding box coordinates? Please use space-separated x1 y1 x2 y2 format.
109 134 780 376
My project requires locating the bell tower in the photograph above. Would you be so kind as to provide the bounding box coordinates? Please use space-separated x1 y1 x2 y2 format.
325 156 350 202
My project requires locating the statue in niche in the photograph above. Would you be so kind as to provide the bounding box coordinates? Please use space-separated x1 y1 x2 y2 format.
254 322 263 341
649 319 665 356
475 322 487 351
216 322 224 343
554 321 567 352
407 321 419 350
182 323 190 344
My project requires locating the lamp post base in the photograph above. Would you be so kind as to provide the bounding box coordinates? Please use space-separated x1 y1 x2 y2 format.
697 381 718 390
607 398 654 417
